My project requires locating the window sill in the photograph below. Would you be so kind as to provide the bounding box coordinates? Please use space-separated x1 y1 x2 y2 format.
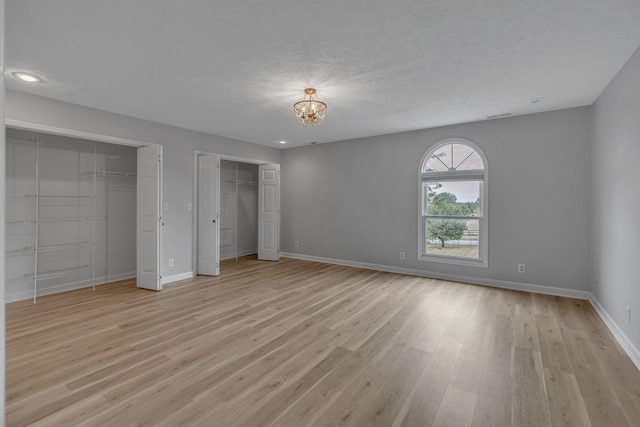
419 254 488 268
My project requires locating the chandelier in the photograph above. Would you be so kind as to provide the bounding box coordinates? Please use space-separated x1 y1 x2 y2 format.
293 88 327 127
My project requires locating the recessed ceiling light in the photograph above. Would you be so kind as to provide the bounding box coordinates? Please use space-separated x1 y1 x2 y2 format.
279 140 286 144
526 97 545 104
12 71 43 83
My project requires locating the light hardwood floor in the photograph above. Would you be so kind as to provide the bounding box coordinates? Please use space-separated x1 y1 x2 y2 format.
6 256 640 426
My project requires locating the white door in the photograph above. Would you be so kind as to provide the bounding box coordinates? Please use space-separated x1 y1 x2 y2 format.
197 155 220 276
258 164 280 261
137 145 163 290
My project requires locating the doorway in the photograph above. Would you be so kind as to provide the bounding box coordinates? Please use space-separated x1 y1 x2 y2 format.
194 152 280 276
4 125 163 302
220 159 259 261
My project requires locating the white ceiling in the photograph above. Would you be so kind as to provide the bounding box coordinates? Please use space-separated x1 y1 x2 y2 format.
5 1 640 148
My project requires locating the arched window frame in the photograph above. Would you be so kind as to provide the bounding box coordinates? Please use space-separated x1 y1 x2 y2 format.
418 138 489 267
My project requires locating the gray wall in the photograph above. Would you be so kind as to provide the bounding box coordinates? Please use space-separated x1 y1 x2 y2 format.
591 46 640 351
1 0 7 422
281 107 592 292
5 90 281 281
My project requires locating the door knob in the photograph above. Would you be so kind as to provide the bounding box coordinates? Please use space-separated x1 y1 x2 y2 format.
212 220 216 223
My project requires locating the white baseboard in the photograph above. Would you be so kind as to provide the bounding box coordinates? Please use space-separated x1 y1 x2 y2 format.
6 271 136 303
589 295 640 371
162 271 195 285
281 252 591 300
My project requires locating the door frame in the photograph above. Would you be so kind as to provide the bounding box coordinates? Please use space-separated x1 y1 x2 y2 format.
5 119 164 285
192 150 278 275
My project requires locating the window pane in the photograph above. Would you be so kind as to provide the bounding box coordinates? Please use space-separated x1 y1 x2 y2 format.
423 143 484 173
424 181 481 216
425 218 479 259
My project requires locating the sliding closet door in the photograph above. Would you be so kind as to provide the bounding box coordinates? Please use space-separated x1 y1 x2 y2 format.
136 145 162 290
197 154 220 276
258 164 280 261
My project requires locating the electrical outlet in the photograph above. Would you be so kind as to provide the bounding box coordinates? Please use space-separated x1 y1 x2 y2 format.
163 203 169 211
168 258 174 268
627 306 631 323
518 264 525 273
187 202 192 211
294 241 299 248
399 252 405 260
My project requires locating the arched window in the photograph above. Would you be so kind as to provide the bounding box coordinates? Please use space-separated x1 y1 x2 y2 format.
419 139 488 267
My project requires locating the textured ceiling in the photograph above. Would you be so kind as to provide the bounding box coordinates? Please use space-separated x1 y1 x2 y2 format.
5 1 640 148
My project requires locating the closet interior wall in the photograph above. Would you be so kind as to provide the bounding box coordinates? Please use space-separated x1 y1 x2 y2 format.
220 160 258 260
5 128 137 302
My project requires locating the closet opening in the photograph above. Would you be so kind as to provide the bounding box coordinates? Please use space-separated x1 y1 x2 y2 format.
194 152 280 277
220 160 259 261
5 127 163 302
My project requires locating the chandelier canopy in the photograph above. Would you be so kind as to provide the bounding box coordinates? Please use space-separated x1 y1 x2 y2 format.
293 88 327 127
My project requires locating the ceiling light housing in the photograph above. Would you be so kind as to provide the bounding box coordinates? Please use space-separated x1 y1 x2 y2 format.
12 71 43 83
293 88 327 127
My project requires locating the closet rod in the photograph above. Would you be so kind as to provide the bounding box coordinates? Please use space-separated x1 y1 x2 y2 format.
7 241 91 255
27 265 91 281
5 220 36 224
25 194 93 198
37 216 104 223
86 170 137 177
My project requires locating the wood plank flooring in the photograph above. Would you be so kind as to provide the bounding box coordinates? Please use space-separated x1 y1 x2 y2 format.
6 256 640 426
